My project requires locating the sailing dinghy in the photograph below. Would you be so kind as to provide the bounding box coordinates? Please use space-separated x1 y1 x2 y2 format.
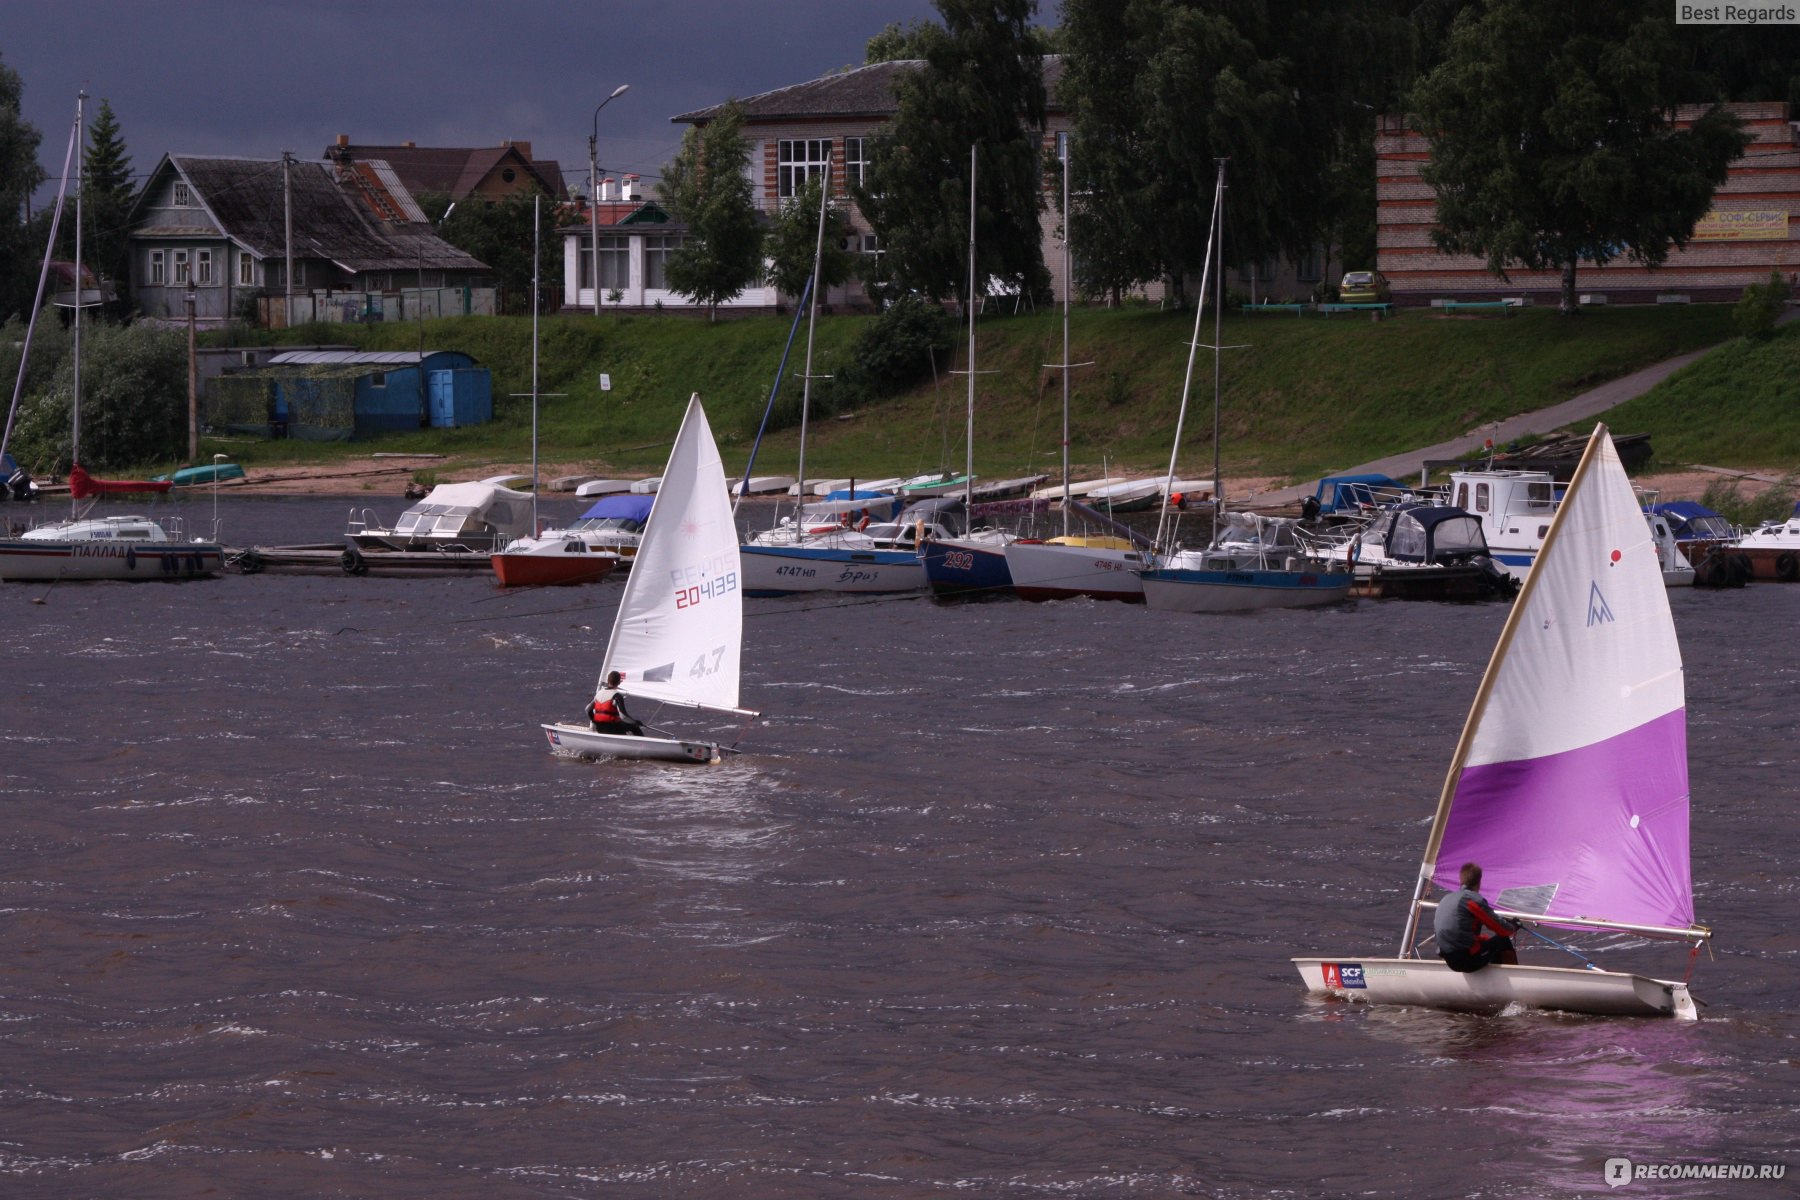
541 395 756 764
1293 423 1707 1019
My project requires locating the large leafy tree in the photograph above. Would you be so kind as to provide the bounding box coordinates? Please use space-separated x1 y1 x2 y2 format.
763 174 857 303
1411 1 1750 314
430 186 559 308
1059 0 1405 306
0 52 47 324
854 0 1051 310
79 99 134 314
660 101 764 321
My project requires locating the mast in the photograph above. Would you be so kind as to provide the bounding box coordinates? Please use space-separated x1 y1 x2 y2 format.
530 195 540 532
1210 161 1225 548
965 144 976 511
72 90 86 491
793 169 831 505
1060 142 1070 537
1152 159 1226 559
2 97 78 463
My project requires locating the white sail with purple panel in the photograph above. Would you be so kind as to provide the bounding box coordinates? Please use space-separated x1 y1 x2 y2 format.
1424 424 1693 936
1292 424 1708 1019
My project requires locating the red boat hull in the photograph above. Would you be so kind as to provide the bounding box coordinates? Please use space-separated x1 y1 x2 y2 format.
490 552 617 588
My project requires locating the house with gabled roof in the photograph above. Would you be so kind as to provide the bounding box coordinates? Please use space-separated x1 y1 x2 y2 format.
324 136 567 203
126 154 493 329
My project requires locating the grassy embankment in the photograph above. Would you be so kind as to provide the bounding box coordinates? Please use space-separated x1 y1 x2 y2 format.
207 302 1752 485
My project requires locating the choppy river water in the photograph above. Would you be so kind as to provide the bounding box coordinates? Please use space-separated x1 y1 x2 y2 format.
3 495 1796 1197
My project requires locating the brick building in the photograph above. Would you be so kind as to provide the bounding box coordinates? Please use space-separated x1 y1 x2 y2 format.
1377 103 1800 305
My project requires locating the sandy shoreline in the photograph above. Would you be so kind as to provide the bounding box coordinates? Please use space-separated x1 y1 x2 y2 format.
190 457 1779 507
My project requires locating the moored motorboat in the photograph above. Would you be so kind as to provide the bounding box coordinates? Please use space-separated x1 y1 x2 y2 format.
347 476 534 554
490 535 619 587
1726 504 1800 581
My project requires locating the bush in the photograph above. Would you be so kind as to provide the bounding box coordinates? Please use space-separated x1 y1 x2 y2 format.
1700 470 1798 528
1733 270 1792 341
846 293 953 402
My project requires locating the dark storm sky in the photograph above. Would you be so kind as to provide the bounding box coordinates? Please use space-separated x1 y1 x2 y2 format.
7 0 951 203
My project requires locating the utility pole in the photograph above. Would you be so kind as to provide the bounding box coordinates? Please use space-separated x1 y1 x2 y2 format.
282 150 294 327
185 278 198 459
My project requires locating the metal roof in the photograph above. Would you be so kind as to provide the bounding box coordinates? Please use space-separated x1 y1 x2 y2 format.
268 350 439 365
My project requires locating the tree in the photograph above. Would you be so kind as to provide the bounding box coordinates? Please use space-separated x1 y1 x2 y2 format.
0 51 47 324
763 175 857 303
1411 2 1750 314
6 319 188 472
434 186 558 309
659 102 764 321
1058 1 1406 306
79 99 134 315
854 0 1050 310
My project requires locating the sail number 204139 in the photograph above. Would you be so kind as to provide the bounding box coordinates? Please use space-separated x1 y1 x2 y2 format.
672 567 738 609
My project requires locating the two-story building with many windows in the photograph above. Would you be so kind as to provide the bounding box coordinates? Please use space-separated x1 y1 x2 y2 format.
562 58 1076 314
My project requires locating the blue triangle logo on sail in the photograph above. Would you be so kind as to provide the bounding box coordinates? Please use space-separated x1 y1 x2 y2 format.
641 662 675 683
1586 581 1615 627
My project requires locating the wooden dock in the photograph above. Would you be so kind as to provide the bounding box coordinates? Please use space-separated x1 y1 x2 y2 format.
228 544 497 576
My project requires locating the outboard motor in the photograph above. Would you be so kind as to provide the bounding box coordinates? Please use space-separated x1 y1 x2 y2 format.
1299 495 1322 522
6 465 35 502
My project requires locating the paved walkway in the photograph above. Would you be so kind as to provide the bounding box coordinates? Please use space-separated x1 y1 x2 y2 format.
1239 306 1795 507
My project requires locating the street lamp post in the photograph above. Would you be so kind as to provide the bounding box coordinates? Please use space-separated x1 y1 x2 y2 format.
589 83 630 316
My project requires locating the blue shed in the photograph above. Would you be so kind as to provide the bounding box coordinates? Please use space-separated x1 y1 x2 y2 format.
261 350 491 440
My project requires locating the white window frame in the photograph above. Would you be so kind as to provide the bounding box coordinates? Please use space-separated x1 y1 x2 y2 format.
777 139 833 199
644 234 681 290
173 181 192 207
172 249 191 285
598 235 630 291
844 137 868 189
149 249 166 285
196 248 214 286
239 253 256 287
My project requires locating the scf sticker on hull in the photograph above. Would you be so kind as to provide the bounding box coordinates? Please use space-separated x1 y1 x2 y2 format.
1320 963 1366 989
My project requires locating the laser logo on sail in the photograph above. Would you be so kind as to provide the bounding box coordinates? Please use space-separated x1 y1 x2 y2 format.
1587 581 1615 627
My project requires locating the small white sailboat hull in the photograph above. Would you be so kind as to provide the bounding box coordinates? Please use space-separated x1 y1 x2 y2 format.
542 722 723 764
1290 957 1697 1020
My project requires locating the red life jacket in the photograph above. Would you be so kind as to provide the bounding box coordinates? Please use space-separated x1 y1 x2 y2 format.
590 695 622 725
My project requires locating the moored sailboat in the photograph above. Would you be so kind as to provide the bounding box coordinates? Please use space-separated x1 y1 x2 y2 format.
0 91 222 584
1291 422 1708 1019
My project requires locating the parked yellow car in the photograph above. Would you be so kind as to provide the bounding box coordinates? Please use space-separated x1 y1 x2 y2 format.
1339 271 1391 304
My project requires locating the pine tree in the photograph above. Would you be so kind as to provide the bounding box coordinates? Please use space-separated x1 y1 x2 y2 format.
81 99 135 312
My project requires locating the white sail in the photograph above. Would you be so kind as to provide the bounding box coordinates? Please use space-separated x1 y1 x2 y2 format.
1422 422 1695 935
598 395 744 714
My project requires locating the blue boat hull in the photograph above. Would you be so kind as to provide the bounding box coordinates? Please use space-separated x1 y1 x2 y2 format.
919 538 1013 598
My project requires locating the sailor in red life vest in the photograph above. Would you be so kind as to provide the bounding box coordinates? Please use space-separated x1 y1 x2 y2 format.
1433 862 1522 972
589 670 644 736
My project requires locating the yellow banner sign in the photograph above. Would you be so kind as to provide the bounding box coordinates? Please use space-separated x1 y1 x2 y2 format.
1692 210 1790 241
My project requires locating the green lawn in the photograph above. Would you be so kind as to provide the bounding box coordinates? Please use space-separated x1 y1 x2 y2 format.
204 302 1746 484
